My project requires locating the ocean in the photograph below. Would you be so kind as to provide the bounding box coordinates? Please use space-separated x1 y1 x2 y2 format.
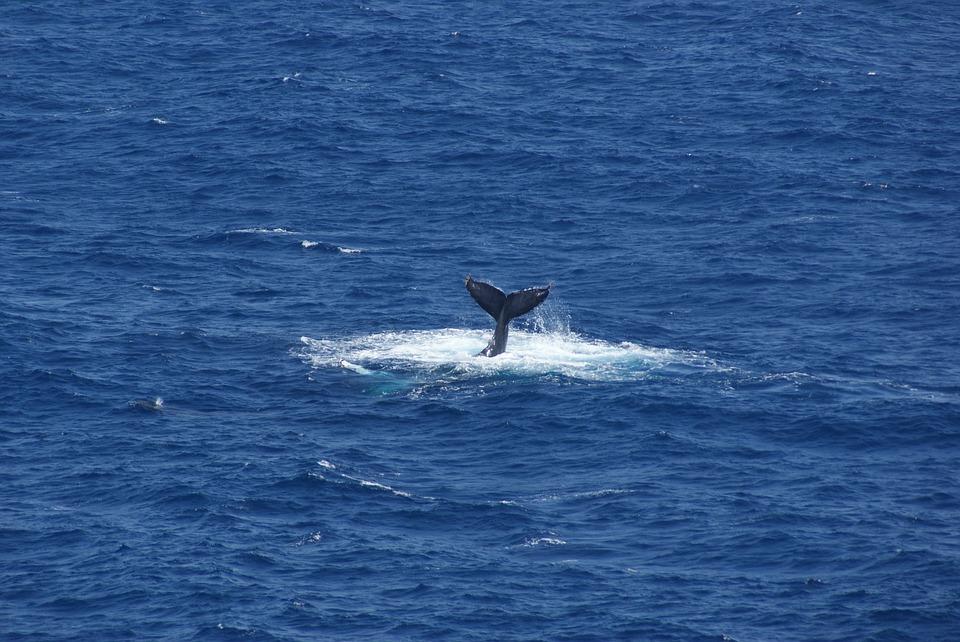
2 1 959 640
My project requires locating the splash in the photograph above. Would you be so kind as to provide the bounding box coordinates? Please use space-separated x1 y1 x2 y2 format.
299 328 720 386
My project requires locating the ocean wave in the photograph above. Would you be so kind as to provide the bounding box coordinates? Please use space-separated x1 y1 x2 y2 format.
301 240 362 253
228 227 296 235
313 460 423 500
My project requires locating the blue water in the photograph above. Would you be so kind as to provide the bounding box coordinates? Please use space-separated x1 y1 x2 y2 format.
3 1 960 640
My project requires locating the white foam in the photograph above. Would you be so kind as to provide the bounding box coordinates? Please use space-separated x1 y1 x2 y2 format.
294 532 323 546
316 460 420 499
300 240 361 253
359 479 412 498
230 227 294 235
530 488 633 504
300 328 720 383
520 536 567 547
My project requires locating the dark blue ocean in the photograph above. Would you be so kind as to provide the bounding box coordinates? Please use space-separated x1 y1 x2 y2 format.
3 1 960 640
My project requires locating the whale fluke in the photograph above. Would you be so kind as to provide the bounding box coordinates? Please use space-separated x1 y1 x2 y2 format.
466 276 551 357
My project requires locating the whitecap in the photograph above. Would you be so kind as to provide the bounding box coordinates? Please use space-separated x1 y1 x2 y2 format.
230 227 295 235
315 460 421 499
359 479 412 498
517 535 566 548
293 532 323 546
529 488 633 504
301 240 361 253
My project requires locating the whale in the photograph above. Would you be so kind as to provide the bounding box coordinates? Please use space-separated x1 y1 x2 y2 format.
466 275 551 357
129 397 165 411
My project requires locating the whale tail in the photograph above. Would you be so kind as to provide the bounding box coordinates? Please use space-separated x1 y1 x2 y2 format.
466 276 551 357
